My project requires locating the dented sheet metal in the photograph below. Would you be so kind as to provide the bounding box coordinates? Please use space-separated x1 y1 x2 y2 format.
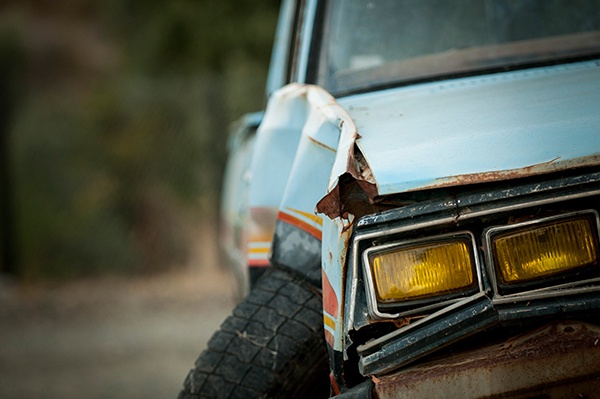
357 293 498 376
315 113 377 220
317 61 600 218
251 83 366 330
374 321 600 399
266 82 356 231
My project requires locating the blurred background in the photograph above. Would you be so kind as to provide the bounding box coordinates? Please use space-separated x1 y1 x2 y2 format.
0 0 280 397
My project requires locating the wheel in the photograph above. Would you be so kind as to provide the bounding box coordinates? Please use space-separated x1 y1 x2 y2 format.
178 266 331 399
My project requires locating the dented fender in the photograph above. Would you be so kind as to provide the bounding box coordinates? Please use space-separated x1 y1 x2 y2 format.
248 83 368 286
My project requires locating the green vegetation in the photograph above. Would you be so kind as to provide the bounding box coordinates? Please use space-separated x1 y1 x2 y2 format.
0 0 279 280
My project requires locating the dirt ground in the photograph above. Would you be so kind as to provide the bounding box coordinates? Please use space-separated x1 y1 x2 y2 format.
0 243 238 399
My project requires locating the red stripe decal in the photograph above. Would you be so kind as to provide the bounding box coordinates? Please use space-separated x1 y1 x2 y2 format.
248 259 270 267
330 373 340 396
322 270 339 318
325 330 335 348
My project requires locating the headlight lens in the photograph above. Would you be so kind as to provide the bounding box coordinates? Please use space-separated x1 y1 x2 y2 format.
492 216 599 285
368 237 476 303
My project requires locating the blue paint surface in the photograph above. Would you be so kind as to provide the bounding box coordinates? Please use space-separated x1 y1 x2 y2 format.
340 61 600 195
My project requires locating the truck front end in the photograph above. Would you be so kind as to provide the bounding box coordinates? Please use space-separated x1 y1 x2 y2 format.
314 1 600 397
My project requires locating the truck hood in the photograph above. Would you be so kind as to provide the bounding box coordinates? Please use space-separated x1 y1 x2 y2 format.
338 61 600 197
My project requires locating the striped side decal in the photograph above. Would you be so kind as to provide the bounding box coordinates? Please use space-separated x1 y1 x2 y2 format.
324 312 336 347
322 270 339 348
277 207 323 240
247 241 271 267
247 207 278 268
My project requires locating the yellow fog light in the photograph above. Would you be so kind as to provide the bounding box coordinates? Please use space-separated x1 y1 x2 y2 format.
367 237 476 303
492 216 599 285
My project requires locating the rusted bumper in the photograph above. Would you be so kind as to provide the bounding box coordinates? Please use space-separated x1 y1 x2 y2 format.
371 321 600 399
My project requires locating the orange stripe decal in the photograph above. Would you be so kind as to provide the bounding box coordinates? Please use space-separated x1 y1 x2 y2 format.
277 211 322 240
285 207 323 226
248 247 270 254
324 314 336 330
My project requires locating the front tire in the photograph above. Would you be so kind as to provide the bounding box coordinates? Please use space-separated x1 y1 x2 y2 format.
178 266 330 399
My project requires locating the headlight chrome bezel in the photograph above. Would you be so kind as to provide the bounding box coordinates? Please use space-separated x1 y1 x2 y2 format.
362 231 484 319
484 209 600 299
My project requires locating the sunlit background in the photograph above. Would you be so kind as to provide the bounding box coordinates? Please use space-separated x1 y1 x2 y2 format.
0 1 279 397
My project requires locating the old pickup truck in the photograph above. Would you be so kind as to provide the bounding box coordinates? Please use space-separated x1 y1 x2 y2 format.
179 1 600 398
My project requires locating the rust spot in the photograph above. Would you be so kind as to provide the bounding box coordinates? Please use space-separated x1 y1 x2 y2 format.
317 182 342 219
317 144 380 220
392 318 411 329
374 321 600 399
420 154 600 191
317 173 379 220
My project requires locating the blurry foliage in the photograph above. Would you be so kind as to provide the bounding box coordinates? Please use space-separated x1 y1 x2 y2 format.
109 0 279 74
1 0 279 280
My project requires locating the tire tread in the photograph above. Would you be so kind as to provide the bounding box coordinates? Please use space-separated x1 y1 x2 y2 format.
178 267 329 399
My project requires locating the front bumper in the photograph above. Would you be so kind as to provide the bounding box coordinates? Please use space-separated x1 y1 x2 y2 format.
334 320 600 399
357 291 600 377
374 320 600 399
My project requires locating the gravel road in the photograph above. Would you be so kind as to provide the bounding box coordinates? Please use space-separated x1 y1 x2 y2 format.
0 261 237 399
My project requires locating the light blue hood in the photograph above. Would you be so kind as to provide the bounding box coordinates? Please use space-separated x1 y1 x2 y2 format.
339 60 600 196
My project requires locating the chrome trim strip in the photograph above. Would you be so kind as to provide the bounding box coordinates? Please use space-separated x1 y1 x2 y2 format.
493 280 600 304
295 0 317 83
357 189 600 242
